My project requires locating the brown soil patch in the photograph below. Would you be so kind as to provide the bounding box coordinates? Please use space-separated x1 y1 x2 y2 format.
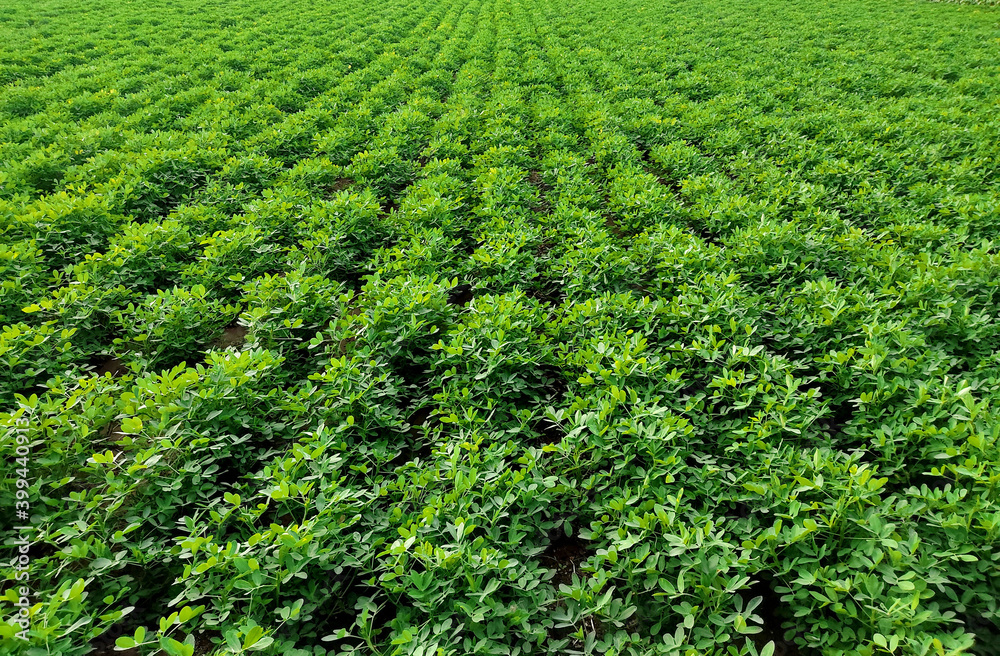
527 171 553 212
447 283 475 306
97 421 127 442
529 418 563 447
95 356 129 377
603 213 624 237
331 177 355 192
534 239 554 258
540 533 590 589
213 324 248 349
741 579 803 656
541 533 602 646
337 335 356 356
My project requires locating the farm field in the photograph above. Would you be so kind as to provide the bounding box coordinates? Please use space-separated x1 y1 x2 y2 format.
2 0 1000 654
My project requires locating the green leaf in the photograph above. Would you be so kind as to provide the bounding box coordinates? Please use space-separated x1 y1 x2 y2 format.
120 417 143 433
115 636 137 649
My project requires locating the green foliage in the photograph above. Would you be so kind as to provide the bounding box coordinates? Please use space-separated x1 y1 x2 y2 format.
2 0 1000 654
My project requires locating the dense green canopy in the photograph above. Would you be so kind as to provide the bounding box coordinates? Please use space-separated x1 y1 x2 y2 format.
2 0 999 654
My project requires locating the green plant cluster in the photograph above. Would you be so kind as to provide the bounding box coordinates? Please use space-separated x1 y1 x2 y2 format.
2 0 1000 654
